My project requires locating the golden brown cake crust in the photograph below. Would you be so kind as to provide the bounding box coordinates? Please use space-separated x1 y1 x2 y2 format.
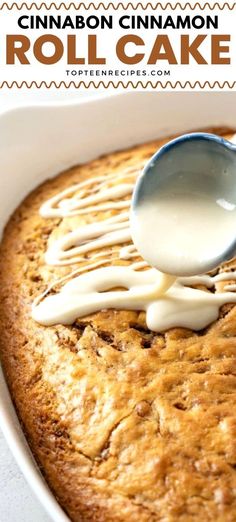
1 129 236 522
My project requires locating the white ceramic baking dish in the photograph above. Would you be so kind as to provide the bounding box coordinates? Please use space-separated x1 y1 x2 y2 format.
1 91 236 522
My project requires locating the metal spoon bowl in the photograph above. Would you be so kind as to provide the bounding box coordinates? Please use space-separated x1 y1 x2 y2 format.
131 132 236 276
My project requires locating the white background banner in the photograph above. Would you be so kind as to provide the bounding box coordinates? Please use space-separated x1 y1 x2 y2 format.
0 2 235 90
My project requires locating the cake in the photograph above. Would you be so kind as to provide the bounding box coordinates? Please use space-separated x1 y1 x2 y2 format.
1 129 236 521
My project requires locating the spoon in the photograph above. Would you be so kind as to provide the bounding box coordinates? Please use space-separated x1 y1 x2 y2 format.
130 132 236 277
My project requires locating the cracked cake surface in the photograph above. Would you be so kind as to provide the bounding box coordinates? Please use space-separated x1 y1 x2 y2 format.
1 130 236 521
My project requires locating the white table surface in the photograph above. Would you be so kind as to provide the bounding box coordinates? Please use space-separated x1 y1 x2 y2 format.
0 436 53 522
0 89 95 522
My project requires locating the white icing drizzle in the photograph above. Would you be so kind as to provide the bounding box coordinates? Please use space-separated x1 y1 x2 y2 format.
32 266 236 331
45 212 132 266
32 143 236 332
40 170 135 218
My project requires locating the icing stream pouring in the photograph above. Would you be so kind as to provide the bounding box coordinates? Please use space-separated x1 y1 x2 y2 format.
32 133 236 332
